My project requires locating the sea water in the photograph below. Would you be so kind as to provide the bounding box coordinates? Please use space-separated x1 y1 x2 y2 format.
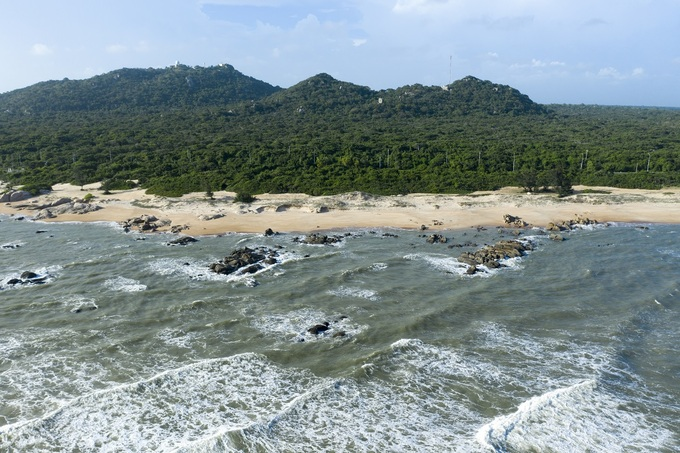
0 214 678 452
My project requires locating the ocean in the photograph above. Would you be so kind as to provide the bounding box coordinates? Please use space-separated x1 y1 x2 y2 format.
1 214 678 452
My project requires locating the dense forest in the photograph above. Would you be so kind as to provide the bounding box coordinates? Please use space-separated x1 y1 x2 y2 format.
1 64 679 197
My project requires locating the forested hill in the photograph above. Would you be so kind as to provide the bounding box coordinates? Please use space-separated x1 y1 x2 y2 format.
0 64 282 112
1 65 679 197
0 66 545 117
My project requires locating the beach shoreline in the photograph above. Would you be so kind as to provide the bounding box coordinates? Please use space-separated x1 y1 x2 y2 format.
1 182 680 235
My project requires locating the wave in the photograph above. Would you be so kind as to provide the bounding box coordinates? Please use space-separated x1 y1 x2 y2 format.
476 379 673 452
103 276 147 292
0 353 320 452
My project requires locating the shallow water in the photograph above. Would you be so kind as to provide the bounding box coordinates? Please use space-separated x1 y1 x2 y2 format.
1 215 678 452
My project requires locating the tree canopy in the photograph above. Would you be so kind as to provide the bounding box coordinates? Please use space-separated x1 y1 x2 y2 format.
1 65 679 197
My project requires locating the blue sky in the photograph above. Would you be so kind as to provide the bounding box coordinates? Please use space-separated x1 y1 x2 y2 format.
1 0 679 106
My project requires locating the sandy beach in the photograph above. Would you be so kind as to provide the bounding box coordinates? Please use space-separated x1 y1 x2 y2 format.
1 182 679 235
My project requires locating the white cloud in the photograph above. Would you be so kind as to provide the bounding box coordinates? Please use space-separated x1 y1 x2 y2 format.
597 67 621 79
392 0 450 14
531 59 566 67
353 38 367 47
106 44 127 54
632 67 644 77
31 43 53 56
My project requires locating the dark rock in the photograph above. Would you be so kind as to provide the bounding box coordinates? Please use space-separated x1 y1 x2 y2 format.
426 234 447 244
332 331 347 338
307 322 330 335
209 246 281 276
294 233 343 245
20 271 40 280
504 214 527 228
7 278 23 285
167 236 198 246
264 228 277 236
459 239 532 270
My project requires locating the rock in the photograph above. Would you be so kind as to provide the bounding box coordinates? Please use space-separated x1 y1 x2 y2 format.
198 213 224 221
7 278 23 285
504 214 527 228
209 246 281 275
307 322 330 335
167 236 198 246
459 239 532 270
264 228 277 236
549 233 565 241
20 271 40 280
294 233 343 245
426 234 447 244
6 190 33 203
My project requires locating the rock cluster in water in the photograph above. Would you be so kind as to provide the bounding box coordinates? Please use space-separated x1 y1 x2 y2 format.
458 239 532 274
293 233 345 245
6 271 48 286
303 315 350 340
167 236 198 246
547 215 599 231
209 246 280 275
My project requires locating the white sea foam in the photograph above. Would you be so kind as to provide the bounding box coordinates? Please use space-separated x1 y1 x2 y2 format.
369 262 388 271
476 379 674 452
253 308 363 342
0 354 320 452
327 285 379 301
103 276 147 292
148 250 299 285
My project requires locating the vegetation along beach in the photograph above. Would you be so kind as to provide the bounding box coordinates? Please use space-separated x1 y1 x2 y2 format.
1 65 680 451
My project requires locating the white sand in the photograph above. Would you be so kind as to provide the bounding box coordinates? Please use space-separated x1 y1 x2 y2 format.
2 182 679 235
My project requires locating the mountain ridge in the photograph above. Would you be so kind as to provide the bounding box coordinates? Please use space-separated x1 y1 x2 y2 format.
0 64 547 116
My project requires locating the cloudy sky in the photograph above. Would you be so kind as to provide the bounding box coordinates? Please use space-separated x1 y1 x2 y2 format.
1 0 679 106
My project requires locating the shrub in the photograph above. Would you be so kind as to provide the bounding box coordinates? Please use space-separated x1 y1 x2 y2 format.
234 192 256 203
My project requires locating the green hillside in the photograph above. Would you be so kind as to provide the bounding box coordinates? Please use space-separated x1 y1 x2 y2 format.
0 65 678 197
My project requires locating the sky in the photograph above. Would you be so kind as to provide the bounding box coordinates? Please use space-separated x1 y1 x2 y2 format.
1 0 679 107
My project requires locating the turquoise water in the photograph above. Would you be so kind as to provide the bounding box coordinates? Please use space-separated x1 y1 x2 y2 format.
1 215 679 452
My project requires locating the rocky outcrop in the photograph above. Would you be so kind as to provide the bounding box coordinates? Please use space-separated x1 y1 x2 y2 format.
120 215 171 232
547 215 599 231
167 236 198 246
0 190 33 203
33 200 101 220
504 214 527 228
6 271 49 286
425 234 448 244
293 233 345 245
209 246 280 275
458 239 532 273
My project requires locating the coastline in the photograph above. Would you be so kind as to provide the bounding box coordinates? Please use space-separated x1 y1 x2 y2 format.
1 182 680 235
